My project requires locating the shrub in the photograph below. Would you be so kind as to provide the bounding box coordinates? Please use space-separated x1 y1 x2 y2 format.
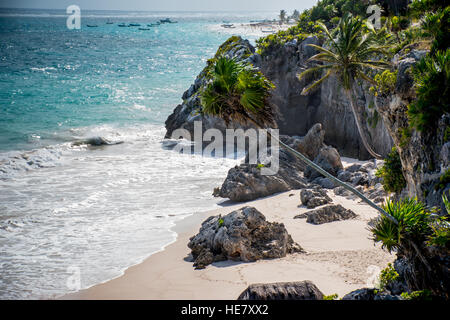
408 49 450 131
434 169 450 191
376 147 407 194
369 70 398 97
421 8 450 54
370 198 431 253
256 26 307 55
323 293 339 300
400 289 433 300
378 263 400 290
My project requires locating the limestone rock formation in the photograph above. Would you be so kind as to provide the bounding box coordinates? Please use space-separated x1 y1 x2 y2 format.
187 207 303 269
305 146 344 180
213 124 325 202
237 281 324 300
297 204 357 225
164 36 393 160
300 186 332 209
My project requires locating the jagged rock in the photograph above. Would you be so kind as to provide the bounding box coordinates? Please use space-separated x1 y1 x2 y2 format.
214 147 307 202
313 177 336 189
188 207 303 269
342 288 376 300
342 288 402 300
165 36 393 160
305 146 343 181
303 204 357 225
237 281 324 300
300 187 332 209
214 124 326 202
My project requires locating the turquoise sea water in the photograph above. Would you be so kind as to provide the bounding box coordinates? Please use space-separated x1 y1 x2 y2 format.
0 9 275 299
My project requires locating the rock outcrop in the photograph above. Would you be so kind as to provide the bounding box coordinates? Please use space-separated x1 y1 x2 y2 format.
300 186 332 209
213 124 325 202
342 288 402 300
305 146 344 181
237 281 324 300
164 35 393 160
296 204 357 225
375 48 450 209
187 207 303 269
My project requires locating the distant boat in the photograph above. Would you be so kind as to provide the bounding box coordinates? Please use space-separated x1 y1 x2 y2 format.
147 23 160 27
221 24 236 29
106 21 113 24
160 18 177 24
128 23 141 27
138 28 151 31
118 23 127 27
86 24 98 28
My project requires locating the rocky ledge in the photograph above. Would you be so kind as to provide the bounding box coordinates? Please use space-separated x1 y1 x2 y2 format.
237 281 324 300
187 206 303 269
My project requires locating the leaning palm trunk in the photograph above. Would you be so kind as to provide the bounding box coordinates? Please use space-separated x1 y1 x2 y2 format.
345 87 383 160
246 117 398 225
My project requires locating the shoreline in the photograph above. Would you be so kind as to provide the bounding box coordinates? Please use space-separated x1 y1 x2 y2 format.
62 157 394 300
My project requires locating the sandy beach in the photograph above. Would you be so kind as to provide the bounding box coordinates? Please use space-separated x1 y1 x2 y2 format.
63 158 394 300
209 22 294 38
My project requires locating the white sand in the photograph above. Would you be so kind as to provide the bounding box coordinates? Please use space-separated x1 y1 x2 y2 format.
63 173 394 299
209 22 294 39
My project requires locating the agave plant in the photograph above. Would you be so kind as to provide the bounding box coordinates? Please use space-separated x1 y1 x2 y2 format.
200 56 398 224
298 14 390 159
370 198 431 253
200 57 275 128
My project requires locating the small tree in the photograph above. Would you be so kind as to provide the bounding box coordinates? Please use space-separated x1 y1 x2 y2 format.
279 10 287 23
298 14 390 159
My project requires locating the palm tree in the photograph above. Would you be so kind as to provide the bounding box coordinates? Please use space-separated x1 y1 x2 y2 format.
298 14 390 159
200 56 398 224
279 10 287 24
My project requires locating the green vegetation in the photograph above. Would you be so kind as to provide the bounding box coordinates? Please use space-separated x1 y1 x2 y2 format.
400 289 433 300
369 70 398 97
298 14 390 159
408 49 450 131
370 198 431 253
378 263 399 290
218 218 224 228
256 163 265 169
435 169 450 190
203 36 253 78
376 147 407 194
323 293 339 300
200 57 275 127
256 26 308 55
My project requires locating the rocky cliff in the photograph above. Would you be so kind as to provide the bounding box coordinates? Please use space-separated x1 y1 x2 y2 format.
375 48 450 208
164 36 393 160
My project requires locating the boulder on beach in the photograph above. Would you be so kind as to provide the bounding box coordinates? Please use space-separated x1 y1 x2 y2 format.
300 186 332 209
213 124 325 202
305 146 343 181
187 206 303 269
237 281 324 300
298 204 357 225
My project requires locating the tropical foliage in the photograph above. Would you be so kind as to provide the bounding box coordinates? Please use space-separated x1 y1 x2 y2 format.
298 14 390 159
376 147 407 194
370 198 431 253
408 49 450 131
200 57 275 127
378 263 400 290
